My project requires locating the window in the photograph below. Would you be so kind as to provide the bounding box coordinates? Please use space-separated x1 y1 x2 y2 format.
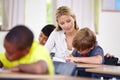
47 0 53 24
0 0 55 31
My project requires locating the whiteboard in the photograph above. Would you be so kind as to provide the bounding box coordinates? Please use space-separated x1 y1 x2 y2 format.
102 0 120 11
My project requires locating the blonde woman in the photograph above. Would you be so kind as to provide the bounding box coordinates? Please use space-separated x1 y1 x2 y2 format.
45 6 79 60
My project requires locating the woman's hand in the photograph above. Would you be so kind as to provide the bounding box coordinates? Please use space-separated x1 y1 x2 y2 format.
65 55 75 63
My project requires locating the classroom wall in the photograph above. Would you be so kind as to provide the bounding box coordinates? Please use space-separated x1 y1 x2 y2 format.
0 0 46 52
0 0 120 59
96 0 120 58
0 31 8 52
25 0 46 40
98 12 120 58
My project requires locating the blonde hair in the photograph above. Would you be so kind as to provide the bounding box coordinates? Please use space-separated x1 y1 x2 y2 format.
55 6 79 31
72 27 96 51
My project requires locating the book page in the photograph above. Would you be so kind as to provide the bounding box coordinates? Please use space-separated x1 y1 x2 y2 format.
53 57 66 63
0 68 11 72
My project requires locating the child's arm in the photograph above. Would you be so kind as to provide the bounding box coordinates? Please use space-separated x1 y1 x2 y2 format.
65 54 74 62
66 54 103 64
66 53 73 57
7 60 48 74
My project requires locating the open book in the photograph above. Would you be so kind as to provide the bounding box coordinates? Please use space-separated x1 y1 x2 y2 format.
53 57 66 63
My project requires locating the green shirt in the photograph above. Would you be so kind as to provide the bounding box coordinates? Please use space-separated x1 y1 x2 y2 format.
0 41 54 75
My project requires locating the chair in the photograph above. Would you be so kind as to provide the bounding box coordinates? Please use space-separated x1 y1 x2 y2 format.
104 56 119 65
53 61 76 76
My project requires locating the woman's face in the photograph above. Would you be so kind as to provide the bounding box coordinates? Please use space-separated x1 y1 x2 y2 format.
57 15 75 33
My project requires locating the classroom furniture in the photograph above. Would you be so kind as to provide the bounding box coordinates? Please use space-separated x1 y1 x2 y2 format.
76 63 102 74
86 64 120 79
75 62 120 79
0 72 92 80
53 61 76 76
75 63 102 77
76 63 102 68
104 56 119 65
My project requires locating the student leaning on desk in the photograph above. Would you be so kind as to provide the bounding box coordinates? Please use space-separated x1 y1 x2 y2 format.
65 27 104 64
0 25 54 75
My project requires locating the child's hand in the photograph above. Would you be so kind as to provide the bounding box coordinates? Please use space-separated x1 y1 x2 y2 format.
6 66 20 72
65 56 71 62
65 56 75 63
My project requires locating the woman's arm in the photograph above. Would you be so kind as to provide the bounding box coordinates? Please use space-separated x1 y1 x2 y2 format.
45 31 56 52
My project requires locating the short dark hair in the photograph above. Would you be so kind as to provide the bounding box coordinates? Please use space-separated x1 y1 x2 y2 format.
41 24 56 37
5 25 34 50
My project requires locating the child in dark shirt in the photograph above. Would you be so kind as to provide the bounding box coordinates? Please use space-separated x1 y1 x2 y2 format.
66 27 104 64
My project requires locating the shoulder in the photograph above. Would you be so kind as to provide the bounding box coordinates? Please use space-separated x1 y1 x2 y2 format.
0 52 10 67
49 30 65 39
0 52 5 58
30 40 49 54
0 52 6 61
89 45 104 56
93 42 103 51
94 45 104 52
28 41 50 61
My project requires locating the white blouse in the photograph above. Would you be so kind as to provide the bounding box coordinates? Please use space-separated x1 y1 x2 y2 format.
45 30 74 60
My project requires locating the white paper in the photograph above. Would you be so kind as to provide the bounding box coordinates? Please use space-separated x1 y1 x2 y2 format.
0 68 11 72
53 57 66 63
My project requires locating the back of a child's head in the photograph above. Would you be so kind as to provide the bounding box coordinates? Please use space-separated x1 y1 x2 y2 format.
5 25 34 50
72 27 96 51
41 24 56 37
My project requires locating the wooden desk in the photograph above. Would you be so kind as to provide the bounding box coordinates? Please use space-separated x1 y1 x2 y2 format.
76 63 102 68
76 63 120 79
0 72 92 80
86 65 120 76
75 63 103 78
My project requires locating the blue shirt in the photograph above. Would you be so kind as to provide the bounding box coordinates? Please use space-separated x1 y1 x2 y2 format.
72 45 104 63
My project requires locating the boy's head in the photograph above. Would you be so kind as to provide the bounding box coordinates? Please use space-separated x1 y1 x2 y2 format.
39 24 55 45
72 27 96 55
4 25 34 61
